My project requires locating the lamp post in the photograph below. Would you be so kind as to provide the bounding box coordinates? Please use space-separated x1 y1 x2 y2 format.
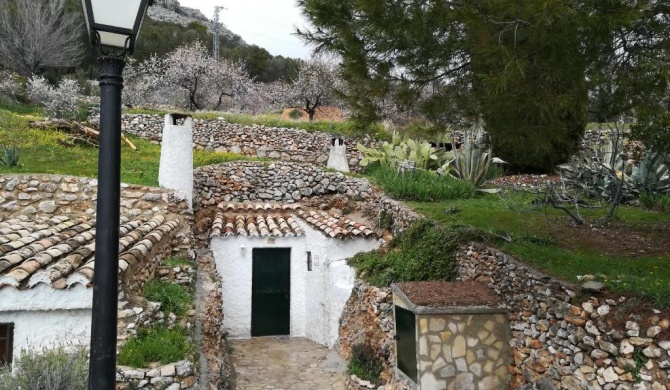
79 1 152 389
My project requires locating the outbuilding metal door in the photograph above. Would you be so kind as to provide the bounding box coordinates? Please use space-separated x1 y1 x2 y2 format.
251 248 291 336
395 306 418 382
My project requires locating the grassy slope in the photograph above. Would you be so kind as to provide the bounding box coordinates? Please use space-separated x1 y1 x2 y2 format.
0 103 254 186
411 196 670 306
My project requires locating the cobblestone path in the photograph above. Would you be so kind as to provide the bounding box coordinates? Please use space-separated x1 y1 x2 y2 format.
230 337 347 390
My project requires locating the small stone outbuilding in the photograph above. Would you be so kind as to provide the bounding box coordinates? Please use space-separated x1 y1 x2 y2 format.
0 213 181 366
391 281 509 390
209 202 380 348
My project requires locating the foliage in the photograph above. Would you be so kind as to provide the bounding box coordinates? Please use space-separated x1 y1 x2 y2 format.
559 131 670 205
298 0 668 172
142 279 192 316
128 42 253 111
163 257 193 268
347 344 383 384
27 76 81 119
349 219 482 286
0 347 88 390
357 132 442 170
284 55 343 121
639 192 670 212
367 165 476 202
0 144 19 167
0 0 84 76
440 129 493 188
288 108 303 120
0 70 23 100
117 326 193 368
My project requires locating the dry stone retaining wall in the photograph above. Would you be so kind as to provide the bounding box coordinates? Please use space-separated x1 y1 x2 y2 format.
457 244 670 390
340 244 670 390
121 114 369 170
194 161 371 206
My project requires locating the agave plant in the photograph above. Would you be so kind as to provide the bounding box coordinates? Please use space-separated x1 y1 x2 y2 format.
440 128 493 188
0 145 19 167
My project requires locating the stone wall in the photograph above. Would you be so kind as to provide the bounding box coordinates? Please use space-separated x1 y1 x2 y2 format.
340 244 670 390
121 114 368 170
339 281 407 390
116 261 199 390
194 161 371 206
412 311 509 390
116 360 197 390
0 174 190 221
457 243 670 390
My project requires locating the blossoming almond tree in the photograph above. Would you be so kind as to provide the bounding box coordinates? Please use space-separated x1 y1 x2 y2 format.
286 56 343 121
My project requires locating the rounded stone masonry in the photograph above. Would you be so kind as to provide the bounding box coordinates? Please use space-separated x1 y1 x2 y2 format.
391 281 509 390
119 114 374 171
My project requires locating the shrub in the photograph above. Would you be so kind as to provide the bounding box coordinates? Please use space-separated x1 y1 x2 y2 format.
347 344 383 384
117 326 193 367
639 192 670 212
27 76 81 119
0 347 88 390
0 71 24 101
367 165 476 202
349 219 482 286
288 108 303 119
142 279 192 316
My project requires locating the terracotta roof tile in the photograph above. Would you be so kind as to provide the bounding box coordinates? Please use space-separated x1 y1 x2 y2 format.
210 203 375 240
0 214 181 290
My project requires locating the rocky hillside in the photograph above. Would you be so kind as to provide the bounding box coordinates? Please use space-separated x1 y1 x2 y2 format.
149 0 240 40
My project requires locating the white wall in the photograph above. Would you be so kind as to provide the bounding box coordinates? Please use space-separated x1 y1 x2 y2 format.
0 309 91 365
211 220 380 347
0 284 93 364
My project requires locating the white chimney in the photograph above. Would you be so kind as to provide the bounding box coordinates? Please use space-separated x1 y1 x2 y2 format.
326 136 350 173
159 114 193 211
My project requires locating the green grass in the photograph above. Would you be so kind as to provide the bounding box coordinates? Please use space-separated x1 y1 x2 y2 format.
366 165 476 202
117 326 193 367
142 279 192 316
410 195 670 306
347 344 384 384
163 257 192 268
0 106 254 186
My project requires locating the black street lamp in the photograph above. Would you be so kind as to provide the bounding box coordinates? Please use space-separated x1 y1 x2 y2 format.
80 1 152 389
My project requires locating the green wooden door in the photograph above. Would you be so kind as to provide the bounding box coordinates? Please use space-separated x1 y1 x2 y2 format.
395 306 418 382
251 248 291 336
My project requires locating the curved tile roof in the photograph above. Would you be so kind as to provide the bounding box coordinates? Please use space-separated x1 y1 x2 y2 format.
210 203 376 240
0 214 180 290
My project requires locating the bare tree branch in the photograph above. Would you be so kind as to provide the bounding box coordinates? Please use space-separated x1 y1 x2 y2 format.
0 0 84 75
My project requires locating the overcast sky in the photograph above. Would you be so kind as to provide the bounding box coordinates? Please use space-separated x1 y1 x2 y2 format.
179 0 314 59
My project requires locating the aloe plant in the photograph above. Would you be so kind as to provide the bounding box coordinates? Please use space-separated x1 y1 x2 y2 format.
0 145 20 167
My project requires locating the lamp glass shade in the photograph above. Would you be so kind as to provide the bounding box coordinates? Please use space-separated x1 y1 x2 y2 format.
81 0 152 51
91 0 141 30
